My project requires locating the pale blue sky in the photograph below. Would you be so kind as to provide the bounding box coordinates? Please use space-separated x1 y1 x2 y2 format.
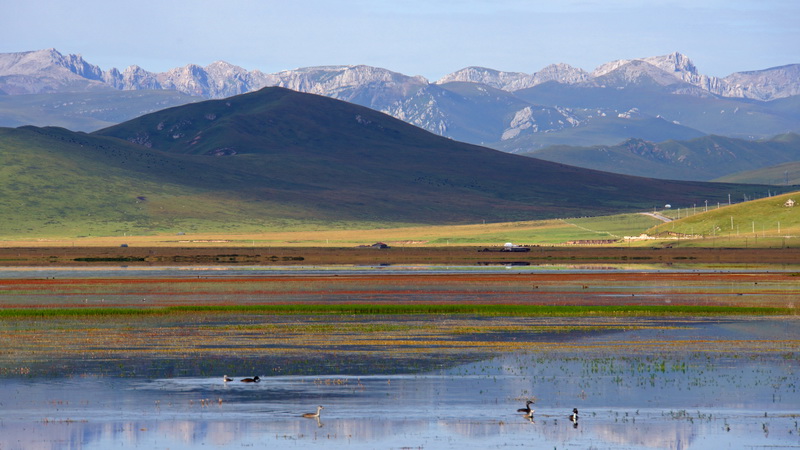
3 0 798 79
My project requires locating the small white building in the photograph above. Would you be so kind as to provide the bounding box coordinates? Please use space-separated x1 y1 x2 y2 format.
785 199 796 207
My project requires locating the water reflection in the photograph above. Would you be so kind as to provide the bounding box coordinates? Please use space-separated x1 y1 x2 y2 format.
2 262 800 280
2 349 798 450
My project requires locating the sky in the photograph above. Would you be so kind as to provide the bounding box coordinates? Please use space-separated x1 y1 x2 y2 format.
3 0 798 80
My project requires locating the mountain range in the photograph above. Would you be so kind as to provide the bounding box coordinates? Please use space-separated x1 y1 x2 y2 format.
3 49 798 100
2 49 799 154
1 87 780 238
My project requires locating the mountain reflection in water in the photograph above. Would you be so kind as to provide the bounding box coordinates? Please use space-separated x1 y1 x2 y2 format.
1 347 797 450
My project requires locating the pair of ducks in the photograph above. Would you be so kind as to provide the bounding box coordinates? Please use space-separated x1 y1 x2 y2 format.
517 401 579 424
223 375 260 383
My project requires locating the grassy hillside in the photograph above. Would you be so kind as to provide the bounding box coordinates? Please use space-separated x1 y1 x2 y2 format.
0 90 200 131
0 126 411 238
647 190 800 246
715 160 800 185
517 133 800 181
1 87 790 239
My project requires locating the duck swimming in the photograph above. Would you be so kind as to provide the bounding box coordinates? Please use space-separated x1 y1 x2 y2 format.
570 408 579 423
302 405 324 418
517 400 534 415
223 375 233 382
240 376 260 383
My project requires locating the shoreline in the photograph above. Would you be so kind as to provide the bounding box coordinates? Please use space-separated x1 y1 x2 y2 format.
1 245 799 266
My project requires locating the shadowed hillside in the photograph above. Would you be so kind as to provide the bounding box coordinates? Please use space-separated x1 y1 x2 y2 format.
0 87 786 238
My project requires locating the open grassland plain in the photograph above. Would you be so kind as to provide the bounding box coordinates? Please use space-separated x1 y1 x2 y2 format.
0 213 661 247
2 193 798 251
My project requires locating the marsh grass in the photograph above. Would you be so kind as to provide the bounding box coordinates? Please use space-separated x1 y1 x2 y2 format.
0 304 793 318
2 310 797 380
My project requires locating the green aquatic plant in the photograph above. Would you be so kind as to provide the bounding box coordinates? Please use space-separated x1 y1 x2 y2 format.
0 304 794 318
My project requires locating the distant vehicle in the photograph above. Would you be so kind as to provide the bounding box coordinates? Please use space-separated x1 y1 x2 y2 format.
357 242 390 249
501 243 530 252
478 243 532 253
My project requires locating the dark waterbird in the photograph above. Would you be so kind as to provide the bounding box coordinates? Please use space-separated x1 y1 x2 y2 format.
517 400 534 415
240 376 260 383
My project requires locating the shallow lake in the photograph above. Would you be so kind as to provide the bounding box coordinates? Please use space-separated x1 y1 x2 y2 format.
1 265 798 449
1 349 798 449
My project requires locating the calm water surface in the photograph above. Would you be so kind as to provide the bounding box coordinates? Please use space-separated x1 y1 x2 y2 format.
2 344 798 449
2 262 800 278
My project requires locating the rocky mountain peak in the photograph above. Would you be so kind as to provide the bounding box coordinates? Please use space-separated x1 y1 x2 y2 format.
532 63 589 85
204 61 247 77
0 48 108 94
645 52 698 75
1 48 90 75
274 65 429 107
590 52 718 93
591 60 687 87
592 52 696 78
117 65 160 90
435 67 533 91
722 64 800 100
437 63 592 91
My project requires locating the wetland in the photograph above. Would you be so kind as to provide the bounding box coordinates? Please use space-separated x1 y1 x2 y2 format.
0 259 798 449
